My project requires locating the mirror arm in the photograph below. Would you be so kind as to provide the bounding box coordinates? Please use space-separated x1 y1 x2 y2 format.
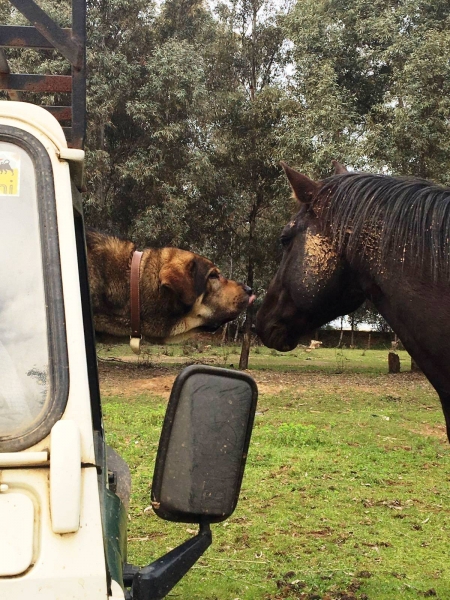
126 522 212 600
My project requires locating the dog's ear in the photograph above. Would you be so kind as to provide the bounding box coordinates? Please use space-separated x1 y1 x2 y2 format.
159 256 211 306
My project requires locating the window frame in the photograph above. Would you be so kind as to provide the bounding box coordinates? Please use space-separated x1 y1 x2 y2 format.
0 125 69 452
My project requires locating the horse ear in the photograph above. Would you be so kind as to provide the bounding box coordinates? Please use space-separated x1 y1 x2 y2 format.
280 162 319 204
332 160 348 174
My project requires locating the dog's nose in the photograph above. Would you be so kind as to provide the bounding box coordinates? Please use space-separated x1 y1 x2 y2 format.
242 284 252 295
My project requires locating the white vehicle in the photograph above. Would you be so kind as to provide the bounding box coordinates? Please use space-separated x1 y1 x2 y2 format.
0 4 257 599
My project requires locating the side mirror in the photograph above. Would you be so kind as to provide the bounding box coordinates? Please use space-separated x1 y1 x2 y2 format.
125 365 258 599
151 365 258 523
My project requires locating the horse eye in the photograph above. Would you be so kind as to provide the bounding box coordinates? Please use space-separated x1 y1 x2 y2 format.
280 236 291 248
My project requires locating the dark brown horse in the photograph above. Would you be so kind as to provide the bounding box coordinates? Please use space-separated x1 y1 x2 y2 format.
256 162 450 441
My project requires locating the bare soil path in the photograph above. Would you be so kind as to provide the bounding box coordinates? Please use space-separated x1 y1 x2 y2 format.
98 359 434 402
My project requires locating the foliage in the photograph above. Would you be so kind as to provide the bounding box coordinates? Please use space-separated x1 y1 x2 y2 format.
3 0 449 333
84 0 298 300
285 0 450 183
349 301 393 334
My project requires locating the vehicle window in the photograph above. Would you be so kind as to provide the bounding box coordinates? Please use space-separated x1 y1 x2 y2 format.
0 142 49 437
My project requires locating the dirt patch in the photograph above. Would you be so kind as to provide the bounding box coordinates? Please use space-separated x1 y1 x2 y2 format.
98 361 177 399
98 359 433 402
98 360 329 398
98 360 320 398
106 375 177 399
409 422 447 440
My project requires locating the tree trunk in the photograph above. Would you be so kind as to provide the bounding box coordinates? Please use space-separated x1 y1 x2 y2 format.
388 352 400 373
221 323 228 344
238 3 262 370
239 307 254 370
337 317 344 347
238 184 260 368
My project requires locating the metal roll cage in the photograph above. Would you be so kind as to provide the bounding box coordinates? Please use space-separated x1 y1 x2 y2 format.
0 0 86 149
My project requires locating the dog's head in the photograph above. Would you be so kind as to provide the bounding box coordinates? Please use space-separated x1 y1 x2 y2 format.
141 248 254 342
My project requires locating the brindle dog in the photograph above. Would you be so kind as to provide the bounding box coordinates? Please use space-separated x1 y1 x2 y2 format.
86 230 254 343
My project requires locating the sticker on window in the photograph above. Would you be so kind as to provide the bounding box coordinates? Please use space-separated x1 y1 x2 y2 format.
0 152 20 196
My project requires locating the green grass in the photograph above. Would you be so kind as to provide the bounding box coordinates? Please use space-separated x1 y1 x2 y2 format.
97 342 412 375
100 348 450 599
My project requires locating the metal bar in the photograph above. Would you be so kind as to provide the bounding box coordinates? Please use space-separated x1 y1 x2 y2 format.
0 49 10 74
71 66 85 148
70 0 85 148
62 127 72 142
0 25 72 48
9 0 82 67
131 524 213 600
3 0 86 149
0 73 72 92
0 49 22 100
43 106 72 121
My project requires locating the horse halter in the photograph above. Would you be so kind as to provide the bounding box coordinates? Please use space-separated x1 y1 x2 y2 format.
130 249 143 354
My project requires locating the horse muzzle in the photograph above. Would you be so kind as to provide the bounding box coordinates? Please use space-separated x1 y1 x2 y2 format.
255 315 297 352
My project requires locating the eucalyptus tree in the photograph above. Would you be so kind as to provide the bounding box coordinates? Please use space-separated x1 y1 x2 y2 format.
283 0 450 347
363 4 450 182
204 0 296 367
85 0 156 234
285 0 450 182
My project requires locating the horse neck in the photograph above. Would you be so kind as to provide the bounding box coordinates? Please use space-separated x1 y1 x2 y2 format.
356 257 450 404
357 263 422 339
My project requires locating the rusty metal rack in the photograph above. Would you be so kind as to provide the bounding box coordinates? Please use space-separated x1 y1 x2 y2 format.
0 0 86 149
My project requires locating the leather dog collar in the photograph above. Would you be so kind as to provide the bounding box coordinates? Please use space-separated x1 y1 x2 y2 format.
130 249 143 354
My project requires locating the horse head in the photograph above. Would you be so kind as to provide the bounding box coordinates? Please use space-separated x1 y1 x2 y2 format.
256 162 365 351
258 164 450 441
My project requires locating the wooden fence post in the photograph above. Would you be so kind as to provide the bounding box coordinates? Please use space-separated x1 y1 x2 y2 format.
388 352 400 373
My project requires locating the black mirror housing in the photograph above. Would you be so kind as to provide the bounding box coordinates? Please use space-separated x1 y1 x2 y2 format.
151 365 258 524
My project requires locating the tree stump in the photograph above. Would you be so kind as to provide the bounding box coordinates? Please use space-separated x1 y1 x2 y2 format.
388 352 400 373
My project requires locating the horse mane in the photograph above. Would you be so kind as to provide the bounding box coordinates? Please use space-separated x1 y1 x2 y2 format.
317 173 450 281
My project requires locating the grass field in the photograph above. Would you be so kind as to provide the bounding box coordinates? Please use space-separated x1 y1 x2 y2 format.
97 342 412 374
99 345 450 599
